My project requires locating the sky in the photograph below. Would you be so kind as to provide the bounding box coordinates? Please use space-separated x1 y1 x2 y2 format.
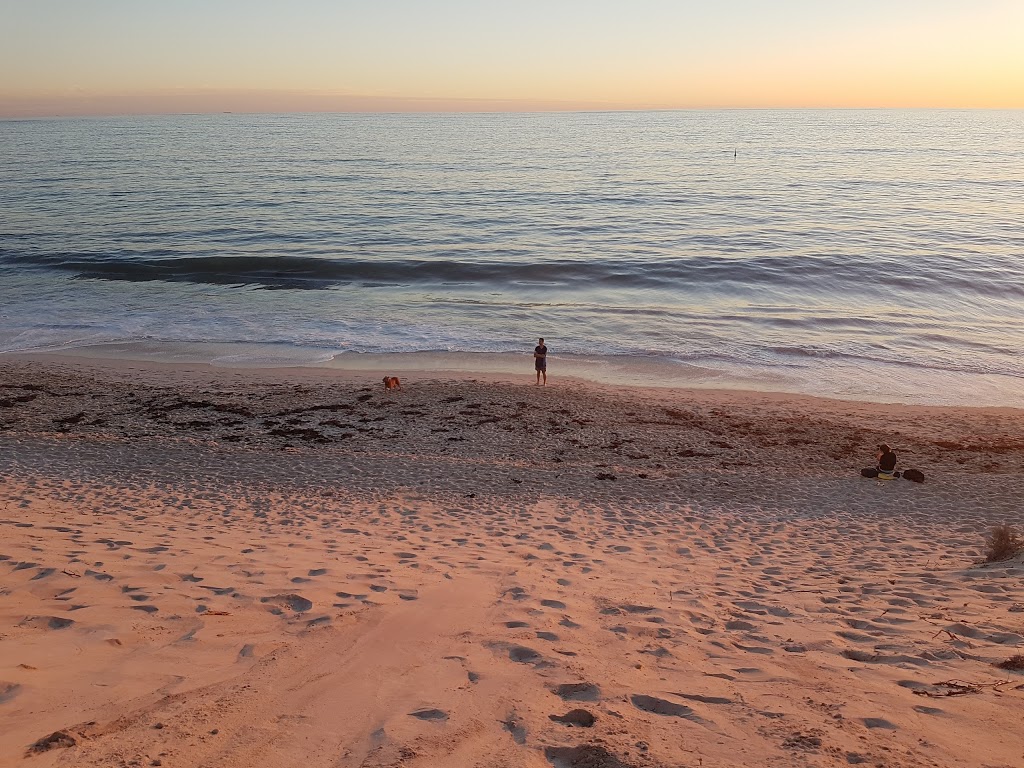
1 0 1022 116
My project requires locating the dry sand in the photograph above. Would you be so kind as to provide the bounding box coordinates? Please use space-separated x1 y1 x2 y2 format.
1 357 1022 768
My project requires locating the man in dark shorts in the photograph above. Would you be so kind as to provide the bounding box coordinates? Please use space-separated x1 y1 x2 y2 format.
534 337 547 385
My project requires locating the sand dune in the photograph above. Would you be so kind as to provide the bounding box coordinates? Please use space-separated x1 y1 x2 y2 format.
1 358 1022 767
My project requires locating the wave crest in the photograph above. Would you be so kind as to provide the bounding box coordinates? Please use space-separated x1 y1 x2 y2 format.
4 249 1023 299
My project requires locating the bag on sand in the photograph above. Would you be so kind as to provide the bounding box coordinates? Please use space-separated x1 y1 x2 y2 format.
861 468 900 479
902 468 925 483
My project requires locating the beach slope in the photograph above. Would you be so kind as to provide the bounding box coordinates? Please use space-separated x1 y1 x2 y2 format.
1 359 1022 768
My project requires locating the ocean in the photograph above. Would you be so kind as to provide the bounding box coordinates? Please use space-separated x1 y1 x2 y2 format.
1 110 1022 406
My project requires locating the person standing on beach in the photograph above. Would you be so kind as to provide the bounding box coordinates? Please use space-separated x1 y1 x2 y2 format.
534 337 548 385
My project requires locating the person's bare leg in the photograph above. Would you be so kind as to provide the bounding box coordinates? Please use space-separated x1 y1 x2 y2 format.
542 370 547 386
536 370 540 385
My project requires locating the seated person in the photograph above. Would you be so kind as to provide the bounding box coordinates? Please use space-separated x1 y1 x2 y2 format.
861 444 899 479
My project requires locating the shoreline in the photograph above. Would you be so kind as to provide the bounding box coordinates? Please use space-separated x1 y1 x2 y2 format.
4 338 1023 409
5 350 1024 418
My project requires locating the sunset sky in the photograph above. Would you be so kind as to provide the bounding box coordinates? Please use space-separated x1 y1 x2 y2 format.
2 0 1022 116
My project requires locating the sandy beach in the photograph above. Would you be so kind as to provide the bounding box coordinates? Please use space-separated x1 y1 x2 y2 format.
1 356 1022 768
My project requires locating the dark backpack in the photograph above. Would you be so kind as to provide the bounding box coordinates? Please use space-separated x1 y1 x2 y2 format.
902 468 925 483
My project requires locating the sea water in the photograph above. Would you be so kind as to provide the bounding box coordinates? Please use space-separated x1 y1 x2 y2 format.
1 110 1022 405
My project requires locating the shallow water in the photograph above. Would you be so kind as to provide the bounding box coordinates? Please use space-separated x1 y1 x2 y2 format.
2 110 1022 405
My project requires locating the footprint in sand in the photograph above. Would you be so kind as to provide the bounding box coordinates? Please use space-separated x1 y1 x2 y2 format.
544 745 633 768
408 708 448 721
335 591 368 600
553 682 600 701
20 616 74 630
630 694 703 721
732 642 773 655
507 645 542 664
501 712 527 744
260 594 313 613
0 682 22 704
548 709 596 727
672 692 733 705
725 619 756 631
621 604 657 615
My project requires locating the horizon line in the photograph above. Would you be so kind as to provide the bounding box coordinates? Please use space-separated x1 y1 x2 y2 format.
4 106 1023 121
2 87 1022 119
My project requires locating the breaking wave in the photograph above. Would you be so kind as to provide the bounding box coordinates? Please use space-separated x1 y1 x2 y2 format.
3 249 1022 299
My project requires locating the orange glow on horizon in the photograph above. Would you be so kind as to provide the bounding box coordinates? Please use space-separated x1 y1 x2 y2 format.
1 1 1021 117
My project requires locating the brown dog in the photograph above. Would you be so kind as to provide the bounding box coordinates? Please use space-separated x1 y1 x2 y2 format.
382 376 402 391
